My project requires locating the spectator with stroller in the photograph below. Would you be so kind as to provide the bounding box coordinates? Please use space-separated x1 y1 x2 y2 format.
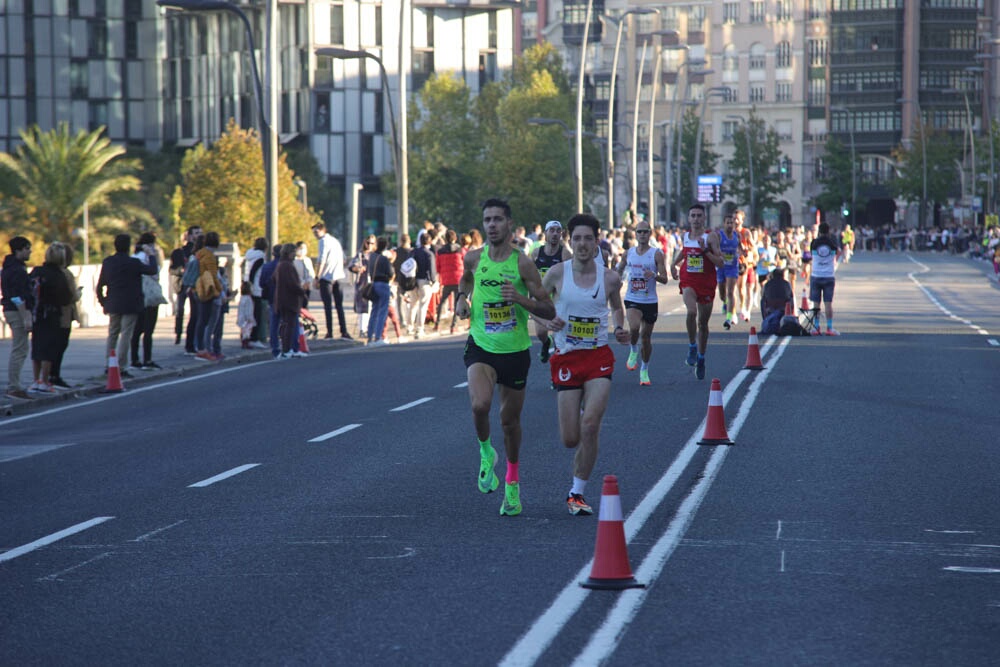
273 243 307 359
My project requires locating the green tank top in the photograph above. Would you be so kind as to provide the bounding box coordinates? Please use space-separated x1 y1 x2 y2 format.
470 249 531 354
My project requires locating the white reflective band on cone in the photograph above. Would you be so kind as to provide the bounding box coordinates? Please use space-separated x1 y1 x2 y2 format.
708 391 723 407
598 494 623 521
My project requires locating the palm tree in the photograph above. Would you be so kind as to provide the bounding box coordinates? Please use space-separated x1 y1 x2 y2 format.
0 123 151 260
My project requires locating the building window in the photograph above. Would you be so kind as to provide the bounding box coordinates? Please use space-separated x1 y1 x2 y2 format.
489 11 497 49
808 0 824 19
776 119 792 140
374 91 384 134
723 120 739 141
723 45 738 72
479 51 497 88
88 20 108 58
412 50 435 92
808 39 827 67
723 87 739 103
749 44 766 70
362 134 374 175
593 77 611 100
70 59 88 98
689 5 706 26
330 4 344 45
750 86 765 103
375 6 382 47
776 82 791 101
750 2 765 23
776 41 791 68
89 101 108 132
126 21 138 59
636 12 656 34
808 78 826 107
315 58 333 89
662 6 678 31
776 0 792 21
723 2 739 24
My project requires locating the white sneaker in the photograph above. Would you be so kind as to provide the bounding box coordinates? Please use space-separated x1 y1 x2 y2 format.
291 350 309 358
276 352 292 360
250 341 268 349
370 339 389 347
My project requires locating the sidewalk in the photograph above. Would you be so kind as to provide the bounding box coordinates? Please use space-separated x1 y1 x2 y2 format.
0 297 366 417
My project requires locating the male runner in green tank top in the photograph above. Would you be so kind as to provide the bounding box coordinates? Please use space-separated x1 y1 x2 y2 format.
455 198 556 517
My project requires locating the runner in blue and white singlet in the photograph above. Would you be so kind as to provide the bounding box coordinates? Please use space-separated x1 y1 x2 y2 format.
715 214 742 329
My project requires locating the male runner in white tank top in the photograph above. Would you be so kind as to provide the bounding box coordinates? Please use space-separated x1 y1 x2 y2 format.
614 219 669 385
541 213 629 515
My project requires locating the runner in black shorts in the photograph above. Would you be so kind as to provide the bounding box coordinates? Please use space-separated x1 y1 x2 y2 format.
463 337 531 389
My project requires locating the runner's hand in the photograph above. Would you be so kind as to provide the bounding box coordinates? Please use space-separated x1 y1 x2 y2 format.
547 317 566 331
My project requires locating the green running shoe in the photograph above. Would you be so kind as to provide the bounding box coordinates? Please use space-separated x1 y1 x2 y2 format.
500 481 522 516
639 368 651 386
626 349 639 371
478 445 499 494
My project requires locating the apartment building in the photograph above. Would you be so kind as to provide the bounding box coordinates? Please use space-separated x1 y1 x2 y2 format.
538 0 997 229
0 0 517 235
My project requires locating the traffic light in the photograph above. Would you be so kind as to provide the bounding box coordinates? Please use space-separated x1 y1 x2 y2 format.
841 202 850 217
780 157 791 179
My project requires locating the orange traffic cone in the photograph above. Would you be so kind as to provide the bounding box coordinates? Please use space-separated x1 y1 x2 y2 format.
743 326 765 370
784 301 794 318
297 325 310 353
103 349 124 393
697 378 733 446
581 475 645 590
800 288 809 312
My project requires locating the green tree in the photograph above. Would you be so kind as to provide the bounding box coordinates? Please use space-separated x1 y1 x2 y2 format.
675 107 722 220
400 73 483 228
284 143 346 239
726 109 794 227
813 137 854 217
128 145 185 245
890 122 961 226
0 123 150 261
179 120 320 251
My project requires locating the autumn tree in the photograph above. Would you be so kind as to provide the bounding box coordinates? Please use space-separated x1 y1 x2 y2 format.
179 120 320 252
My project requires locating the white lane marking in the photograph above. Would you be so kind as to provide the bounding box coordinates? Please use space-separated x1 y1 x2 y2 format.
308 423 362 442
572 338 791 666
925 529 977 535
0 444 73 463
499 337 785 667
188 464 260 488
454 382 469 388
366 547 417 560
942 566 1000 574
906 256 992 337
776 520 783 540
780 550 786 573
988 339 999 347
130 520 187 542
389 397 434 412
37 552 114 582
0 516 115 563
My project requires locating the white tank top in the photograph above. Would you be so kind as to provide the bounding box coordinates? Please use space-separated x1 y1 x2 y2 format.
623 246 659 304
553 259 609 354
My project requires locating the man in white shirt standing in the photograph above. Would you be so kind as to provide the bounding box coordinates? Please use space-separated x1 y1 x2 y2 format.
312 223 352 339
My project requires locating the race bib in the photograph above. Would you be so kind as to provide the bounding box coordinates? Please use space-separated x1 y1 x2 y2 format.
483 301 517 333
687 254 704 273
566 315 600 348
723 251 735 264
629 277 648 293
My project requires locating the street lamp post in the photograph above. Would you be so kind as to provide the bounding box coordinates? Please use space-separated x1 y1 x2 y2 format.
574 0 595 214
602 7 658 231
898 98 928 228
316 47 403 236
726 115 754 227
830 105 856 227
631 39 648 219
158 0 278 249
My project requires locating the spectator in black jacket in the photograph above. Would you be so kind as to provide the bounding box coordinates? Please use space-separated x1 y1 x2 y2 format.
96 233 158 376
169 226 201 345
2 236 34 399
27 243 74 394
403 232 437 339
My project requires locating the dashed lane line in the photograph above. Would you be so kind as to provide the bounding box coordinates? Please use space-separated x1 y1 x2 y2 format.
308 424 362 442
389 397 435 412
0 516 115 563
188 464 261 488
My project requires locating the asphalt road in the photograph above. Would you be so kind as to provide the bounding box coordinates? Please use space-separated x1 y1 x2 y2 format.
2 252 998 666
